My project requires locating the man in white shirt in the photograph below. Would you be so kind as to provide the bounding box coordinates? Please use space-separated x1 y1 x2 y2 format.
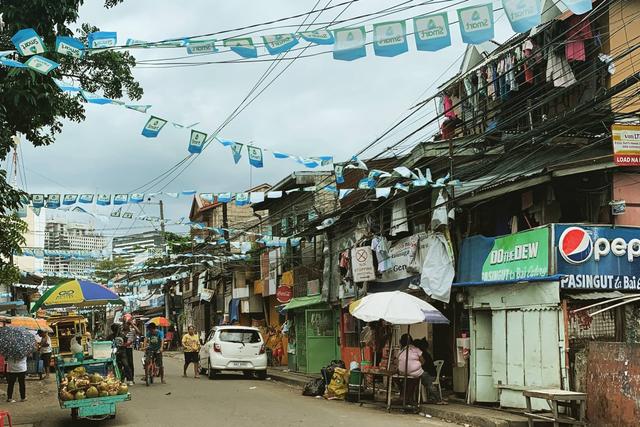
6 356 28 402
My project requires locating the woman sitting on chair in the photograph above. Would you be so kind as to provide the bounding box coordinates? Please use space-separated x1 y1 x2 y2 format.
396 334 422 405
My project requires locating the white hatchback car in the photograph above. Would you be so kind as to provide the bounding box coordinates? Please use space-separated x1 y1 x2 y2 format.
199 326 268 380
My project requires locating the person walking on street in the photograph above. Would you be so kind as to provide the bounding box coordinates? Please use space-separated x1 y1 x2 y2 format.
6 356 27 403
123 318 140 383
182 325 201 378
108 323 133 385
37 330 52 379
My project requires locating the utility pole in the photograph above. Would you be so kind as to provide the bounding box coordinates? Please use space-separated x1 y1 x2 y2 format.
159 199 166 235
158 199 170 319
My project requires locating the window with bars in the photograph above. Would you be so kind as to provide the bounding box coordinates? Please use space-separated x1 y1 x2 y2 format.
568 304 617 343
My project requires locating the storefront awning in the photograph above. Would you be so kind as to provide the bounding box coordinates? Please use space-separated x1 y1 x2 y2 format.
453 274 564 287
282 295 323 311
0 300 25 312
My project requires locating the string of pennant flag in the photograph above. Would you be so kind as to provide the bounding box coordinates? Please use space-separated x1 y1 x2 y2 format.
1 1 593 166
24 161 459 217
4 1 593 62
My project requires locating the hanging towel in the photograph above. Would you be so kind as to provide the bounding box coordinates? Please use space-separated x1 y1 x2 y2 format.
565 15 593 62
419 233 455 303
390 198 409 236
546 48 577 88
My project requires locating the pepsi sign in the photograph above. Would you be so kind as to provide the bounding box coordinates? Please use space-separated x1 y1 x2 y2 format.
555 224 640 291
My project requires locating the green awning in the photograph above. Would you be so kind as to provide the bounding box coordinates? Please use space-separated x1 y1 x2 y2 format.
283 295 323 311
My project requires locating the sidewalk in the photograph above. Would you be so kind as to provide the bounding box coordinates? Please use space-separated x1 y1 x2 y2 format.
266 367 531 427
267 366 319 387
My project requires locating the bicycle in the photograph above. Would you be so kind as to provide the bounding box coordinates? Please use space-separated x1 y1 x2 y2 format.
143 351 159 386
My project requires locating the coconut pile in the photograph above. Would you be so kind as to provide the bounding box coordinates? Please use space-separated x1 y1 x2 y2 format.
59 366 129 401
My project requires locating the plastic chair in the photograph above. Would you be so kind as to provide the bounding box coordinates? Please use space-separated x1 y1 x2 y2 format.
433 360 444 400
421 359 445 403
0 410 13 427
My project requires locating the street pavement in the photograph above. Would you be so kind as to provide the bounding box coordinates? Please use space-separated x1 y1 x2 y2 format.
3 351 459 427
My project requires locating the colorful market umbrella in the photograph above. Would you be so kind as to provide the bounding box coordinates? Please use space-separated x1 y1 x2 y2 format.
146 316 171 327
0 326 37 359
6 316 53 333
349 290 449 325
31 279 124 312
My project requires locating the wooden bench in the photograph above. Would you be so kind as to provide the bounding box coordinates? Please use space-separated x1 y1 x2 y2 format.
523 389 587 427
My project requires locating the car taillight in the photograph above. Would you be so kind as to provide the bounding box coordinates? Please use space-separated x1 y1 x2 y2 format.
259 344 265 354
213 343 221 353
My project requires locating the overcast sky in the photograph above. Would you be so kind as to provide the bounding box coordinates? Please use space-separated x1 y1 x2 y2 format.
11 0 516 238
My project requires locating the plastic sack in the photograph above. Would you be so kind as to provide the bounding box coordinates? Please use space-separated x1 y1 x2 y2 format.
325 367 349 400
302 378 325 396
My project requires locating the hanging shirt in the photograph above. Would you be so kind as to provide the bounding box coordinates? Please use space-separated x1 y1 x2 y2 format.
505 54 519 92
442 95 456 119
390 199 409 236
523 40 535 84
565 15 593 62
420 233 455 304
491 62 500 99
371 236 392 273
546 48 577 88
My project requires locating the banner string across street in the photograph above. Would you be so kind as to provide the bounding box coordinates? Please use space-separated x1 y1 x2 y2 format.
0 0 594 166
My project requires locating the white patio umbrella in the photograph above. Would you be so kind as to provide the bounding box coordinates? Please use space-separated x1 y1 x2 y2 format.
349 290 449 325
348 290 448 410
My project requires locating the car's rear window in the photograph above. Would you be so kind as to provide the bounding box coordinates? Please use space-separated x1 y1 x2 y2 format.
219 330 261 344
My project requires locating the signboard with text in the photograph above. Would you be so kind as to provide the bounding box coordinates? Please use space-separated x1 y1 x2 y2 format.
351 247 376 282
555 224 640 291
612 123 640 166
457 226 550 283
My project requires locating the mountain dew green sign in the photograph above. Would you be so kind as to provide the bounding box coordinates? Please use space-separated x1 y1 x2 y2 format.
480 228 549 281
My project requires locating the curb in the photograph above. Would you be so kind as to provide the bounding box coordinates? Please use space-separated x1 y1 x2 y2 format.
267 370 316 388
420 405 529 427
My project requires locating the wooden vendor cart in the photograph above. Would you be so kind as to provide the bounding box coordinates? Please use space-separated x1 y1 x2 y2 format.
55 356 131 421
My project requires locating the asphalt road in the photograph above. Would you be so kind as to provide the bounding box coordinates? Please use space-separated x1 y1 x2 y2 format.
6 351 458 427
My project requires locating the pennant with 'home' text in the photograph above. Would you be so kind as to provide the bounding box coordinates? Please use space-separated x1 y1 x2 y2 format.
63 194 78 205
299 29 335 45
373 21 408 57
333 27 367 61
262 34 298 55
55 36 84 58
11 29 45 56
224 38 257 59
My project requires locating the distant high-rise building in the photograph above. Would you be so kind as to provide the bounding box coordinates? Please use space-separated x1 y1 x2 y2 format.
14 206 46 274
43 221 106 277
112 231 165 267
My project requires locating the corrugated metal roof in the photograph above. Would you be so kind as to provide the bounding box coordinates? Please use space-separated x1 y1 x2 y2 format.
567 291 626 300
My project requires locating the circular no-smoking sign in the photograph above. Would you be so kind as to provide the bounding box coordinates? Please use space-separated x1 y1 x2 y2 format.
356 248 368 262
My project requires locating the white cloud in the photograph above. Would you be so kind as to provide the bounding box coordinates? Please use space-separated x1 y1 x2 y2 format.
19 0 514 236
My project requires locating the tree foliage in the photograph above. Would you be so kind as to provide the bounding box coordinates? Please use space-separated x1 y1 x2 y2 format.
94 257 130 282
0 213 27 286
0 0 142 266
